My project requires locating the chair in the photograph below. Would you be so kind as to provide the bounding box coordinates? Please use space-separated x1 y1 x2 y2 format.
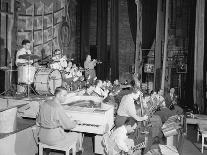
38 141 76 155
198 124 207 153
201 131 207 154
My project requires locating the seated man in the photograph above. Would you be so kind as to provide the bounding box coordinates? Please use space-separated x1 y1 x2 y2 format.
165 88 183 115
155 98 177 123
92 80 109 99
110 118 137 155
36 87 82 150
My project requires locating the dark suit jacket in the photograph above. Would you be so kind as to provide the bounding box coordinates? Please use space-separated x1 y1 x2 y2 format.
165 93 177 108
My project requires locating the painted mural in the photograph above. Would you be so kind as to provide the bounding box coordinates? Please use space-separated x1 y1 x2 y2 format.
17 0 66 57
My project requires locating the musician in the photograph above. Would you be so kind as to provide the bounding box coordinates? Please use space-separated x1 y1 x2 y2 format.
59 55 68 69
165 88 183 115
92 80 109 99
84 55 97 80
142 95 163 139
16 39 33 66
154 97 176 123
110 118 137 155
52 49 62 61
155 89 165 106
36 87 82 150
115 88 148 128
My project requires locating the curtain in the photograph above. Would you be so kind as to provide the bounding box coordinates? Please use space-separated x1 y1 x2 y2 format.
127 0 137 45
193 0 205 113
96 0 108 80
80 0 91 65
110 0 119 81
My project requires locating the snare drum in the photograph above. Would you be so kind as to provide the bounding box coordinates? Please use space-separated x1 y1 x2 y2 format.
34 68 62 95
18 65 36 84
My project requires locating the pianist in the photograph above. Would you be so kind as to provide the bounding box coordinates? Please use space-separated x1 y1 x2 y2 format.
36 87 82 150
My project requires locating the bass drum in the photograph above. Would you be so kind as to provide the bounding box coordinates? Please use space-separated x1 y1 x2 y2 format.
34 68 62 95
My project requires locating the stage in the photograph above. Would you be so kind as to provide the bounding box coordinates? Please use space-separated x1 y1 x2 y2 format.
0 95 42 155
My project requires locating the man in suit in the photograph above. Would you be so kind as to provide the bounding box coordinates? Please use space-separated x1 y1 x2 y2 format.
165 88 183 115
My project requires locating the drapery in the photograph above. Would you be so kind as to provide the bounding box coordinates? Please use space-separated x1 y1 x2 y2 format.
193 0 205 113
80 0 91 65
96 0 108 80
110 0 119 81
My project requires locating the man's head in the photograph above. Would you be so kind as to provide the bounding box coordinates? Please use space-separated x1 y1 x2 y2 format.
158 89 164 96
86 55 91 61
114 79 119 85
124 118 134 133
22 39 31 50
170 88 175 94
54 49 61 55
95 80 102 87
67 61 73 68
130 88 142 100
54 87 68 103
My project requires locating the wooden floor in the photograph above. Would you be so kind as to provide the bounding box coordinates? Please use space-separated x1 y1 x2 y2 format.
182 124 207 155
81 124 207 155
38 123 207 155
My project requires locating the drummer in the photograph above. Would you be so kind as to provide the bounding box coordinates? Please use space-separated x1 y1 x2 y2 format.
16 39 33 66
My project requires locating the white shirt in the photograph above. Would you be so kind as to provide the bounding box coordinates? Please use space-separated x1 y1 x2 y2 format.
110 126 134 153
84 60 96 69
16 48 32 66
94 87 109 99
117 94 137 118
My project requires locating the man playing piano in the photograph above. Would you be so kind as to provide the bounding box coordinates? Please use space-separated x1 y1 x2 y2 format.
36 87 82 151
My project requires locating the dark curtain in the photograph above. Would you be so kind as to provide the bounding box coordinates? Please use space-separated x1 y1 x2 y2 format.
96 0 108 80
80 0 91 65
185 0 196 109
193 0 205 113
127 0 157 50
110 0 119 81
127 0 137 44
205 0 207 113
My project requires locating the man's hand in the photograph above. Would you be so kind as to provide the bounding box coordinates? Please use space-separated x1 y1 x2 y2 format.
142 115 148 121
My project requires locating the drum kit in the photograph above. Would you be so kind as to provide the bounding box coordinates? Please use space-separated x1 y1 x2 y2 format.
17 54 62 96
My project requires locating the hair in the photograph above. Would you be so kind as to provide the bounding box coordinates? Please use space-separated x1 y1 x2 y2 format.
22 39 30 46
54 49 61 55
130 80 135 87
54 87 67 96
94 80 101 86
124 118 132 126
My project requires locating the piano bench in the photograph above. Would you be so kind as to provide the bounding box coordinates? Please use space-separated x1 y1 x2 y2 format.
38 141 76 155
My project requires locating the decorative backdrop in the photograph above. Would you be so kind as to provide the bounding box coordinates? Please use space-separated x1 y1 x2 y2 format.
17 0 67 57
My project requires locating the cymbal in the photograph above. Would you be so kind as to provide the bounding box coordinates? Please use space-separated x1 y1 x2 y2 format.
19 54 40 60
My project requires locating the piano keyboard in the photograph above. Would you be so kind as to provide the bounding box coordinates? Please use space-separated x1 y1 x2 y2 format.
65 103 114 135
